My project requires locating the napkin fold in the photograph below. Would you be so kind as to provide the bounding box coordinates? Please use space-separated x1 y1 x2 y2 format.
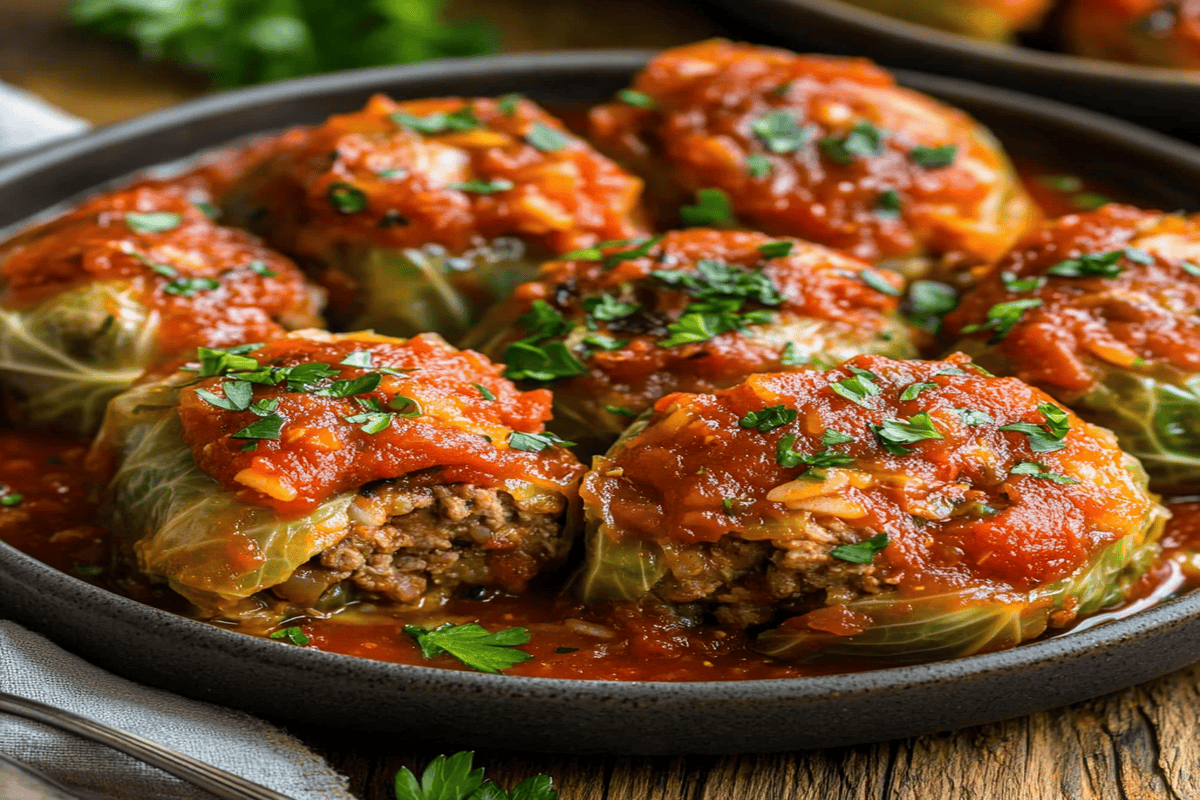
0 87 355 800
0 622 355 800
0 81 89 160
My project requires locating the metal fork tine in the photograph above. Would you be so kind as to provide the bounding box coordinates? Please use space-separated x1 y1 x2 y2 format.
0 691 297 800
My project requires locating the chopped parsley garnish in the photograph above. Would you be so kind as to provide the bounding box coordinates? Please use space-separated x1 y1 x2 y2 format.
776 435 856 469
829 367 881 408
339 351 374 368
269 627 309 646
583 294 639 321
859 269 901 297
875 189 902 219
909 144 957 168
831 532 888 564
1182 261 1200 278
652 258 784 306
604 405 638 418
196 380 254 412
658 314 728 347
315 373 382 398
0 489 23 507
403 622 533 674
779 342 807 366
525 121 570 152
680 188 735 227
344 398 395 434
497 92 524 115
954 407 994 426
194 201 220 220
124 211 182 234
617 88 657 108
231 413 284 441
822 429 855 447
195 346 259 377
752 109 811 153
602 236 661 269
757 240 794 259
999 402 1070 453
899 382 937 401
517 300 571 340
508 430 575 452
961 298 1043 343
246 260 277 278
582 334 626 351
388 395 422 418
471 383 496 401
1074 192 1110 210
1046 249 1124 279
820 121 885 165
503 340 587 381
378 168 407 180
871 412 943 454
1039 175 1083 192
746 154 773 178
327 182 367 214
1000 271 1045 293
390 106 479 134
738 404 797 433
1010 461 1078 484
449 178 514 194
73 564 102 576
163 276 221 297
393 751 558 800
905 280 957 333
560 238 641 261
1124 247 1154 265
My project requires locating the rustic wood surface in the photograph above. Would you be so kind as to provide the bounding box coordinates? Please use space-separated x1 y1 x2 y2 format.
1 2 1196 798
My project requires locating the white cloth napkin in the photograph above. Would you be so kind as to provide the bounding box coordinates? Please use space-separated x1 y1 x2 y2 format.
0 88 355 800
0 622 355 800
0 81 89 160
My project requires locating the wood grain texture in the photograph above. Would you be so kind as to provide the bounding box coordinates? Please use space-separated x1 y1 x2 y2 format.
289 661 1200 800
2 2 1197 798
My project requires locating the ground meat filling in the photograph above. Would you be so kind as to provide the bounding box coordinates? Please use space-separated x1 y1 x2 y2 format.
652 522 885 628
294 481 570 607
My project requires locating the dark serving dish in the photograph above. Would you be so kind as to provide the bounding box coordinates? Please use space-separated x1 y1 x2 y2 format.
3 51 1200 755
703 0 1200 141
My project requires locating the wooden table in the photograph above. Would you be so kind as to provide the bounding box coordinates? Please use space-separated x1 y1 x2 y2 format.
2 2 1198 798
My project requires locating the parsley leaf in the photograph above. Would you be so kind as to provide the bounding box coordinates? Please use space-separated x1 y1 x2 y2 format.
776 435 856 469
196 380 253 412
829 368 881 408
738 404 797 433
497 93 524 115
509 431 575 452
757 241 794 258
314 373 382 398
503 340 587 381
746 154 773 178
1182 261 1200 278
1046 249 1124 279
875 189 902 219
1074 192 1110 210
899 382 937 401
1010 461 1079 484
658 312 733 347
871 412 943 454
602 236 662 269
472 383 496 401
1000 271 1046 293
340 351 374 368
449 178 514 194
393 752 558 800
163 276 221 297
904 280 957 333
820 121 884 165
403 622 533 673
391 107 479 134
955 407 994 426
231 413 284 441
822 429 855 446
582 294 639 321
859 269 901 297
910 145 957 168
752 109 811 153
651 259 784 306
617 88 657 108
779 341 807 366
680 188 735 227
246 260 277 278
125 211 182 234
327 182 367 214
961 299 1043 343
268 627 309 646
999 402 1070 453
525 122 570 152
831 532 888 564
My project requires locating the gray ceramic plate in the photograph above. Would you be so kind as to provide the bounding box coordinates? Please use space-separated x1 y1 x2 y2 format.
704 0 1200 140
2 51 1200 756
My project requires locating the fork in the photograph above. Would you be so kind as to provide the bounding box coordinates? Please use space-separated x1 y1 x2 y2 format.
0 690 296 800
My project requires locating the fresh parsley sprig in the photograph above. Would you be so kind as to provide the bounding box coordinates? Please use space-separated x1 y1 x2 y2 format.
403 622 533 674
394 751 557 800
999 403 1070 453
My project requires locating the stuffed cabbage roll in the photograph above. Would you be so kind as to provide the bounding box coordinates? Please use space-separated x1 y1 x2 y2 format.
223 94 649 340
840 0 1054 41
578 353 1166 664
463 229 918 450
944 204 1200 491
1063 0 1200 70
588 40 1036 280
0 183 324 435
91 331 585 620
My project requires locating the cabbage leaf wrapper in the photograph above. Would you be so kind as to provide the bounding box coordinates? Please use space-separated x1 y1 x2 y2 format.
334 237 540 341
0 282 158 435
755 514 1164 664
99 380 354 614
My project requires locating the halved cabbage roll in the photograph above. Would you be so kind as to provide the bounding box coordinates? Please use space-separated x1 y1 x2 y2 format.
223 94 649 340
0 183 324 434
463 229 918 451
944 204 1200 491
840 0 1054 41
90 331 585 620
588 40 1037 280
578 353 1166 664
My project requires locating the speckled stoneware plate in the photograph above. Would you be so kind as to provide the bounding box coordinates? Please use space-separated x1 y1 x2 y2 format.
703 0 1200 141
2 52 1200 755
